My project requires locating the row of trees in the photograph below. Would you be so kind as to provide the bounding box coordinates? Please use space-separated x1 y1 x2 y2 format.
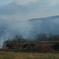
36 33 59 41
3 35 27 45
3 33 59 44
3 33 59 47
2 33 59 51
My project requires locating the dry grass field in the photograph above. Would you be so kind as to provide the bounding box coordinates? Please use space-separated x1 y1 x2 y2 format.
0 51 59 59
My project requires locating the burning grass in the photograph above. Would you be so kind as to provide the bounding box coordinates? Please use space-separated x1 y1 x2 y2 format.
0 51 59 59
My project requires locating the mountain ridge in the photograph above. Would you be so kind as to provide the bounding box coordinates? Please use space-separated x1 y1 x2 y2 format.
29 15 59 21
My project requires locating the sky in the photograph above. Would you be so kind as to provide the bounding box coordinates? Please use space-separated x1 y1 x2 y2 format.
0 0 59 21
0 0 59 6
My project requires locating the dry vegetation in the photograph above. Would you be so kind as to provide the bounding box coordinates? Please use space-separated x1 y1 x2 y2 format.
0 51 59 59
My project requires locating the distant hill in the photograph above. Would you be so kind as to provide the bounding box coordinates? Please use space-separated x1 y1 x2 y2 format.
28 15 59 35
0 15 59 39
0 15 59 47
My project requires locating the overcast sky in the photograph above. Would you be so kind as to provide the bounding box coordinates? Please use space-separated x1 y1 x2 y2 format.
0 0 59 6
0 0 59 21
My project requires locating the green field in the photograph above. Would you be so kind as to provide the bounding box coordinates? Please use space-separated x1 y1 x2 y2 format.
0 51 59 59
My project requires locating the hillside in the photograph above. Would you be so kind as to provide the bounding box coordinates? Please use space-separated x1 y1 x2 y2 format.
0 15 59 39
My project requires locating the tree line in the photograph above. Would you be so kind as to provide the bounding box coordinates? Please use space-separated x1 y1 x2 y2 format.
36 33 59 41
3 33 59 46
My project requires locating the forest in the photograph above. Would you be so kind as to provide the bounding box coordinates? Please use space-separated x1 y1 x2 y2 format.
2 33 59 52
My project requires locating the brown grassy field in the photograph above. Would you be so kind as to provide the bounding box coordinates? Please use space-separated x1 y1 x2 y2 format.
0 51 59 59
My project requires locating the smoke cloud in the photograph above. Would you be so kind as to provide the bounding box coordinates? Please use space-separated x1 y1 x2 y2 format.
0 16 59 47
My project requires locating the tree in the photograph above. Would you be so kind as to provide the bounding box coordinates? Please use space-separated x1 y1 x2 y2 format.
36 33 48 41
